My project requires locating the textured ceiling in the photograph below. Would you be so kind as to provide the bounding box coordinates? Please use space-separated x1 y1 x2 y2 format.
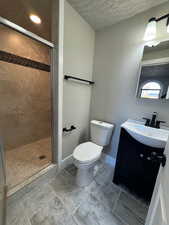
68 0 168 30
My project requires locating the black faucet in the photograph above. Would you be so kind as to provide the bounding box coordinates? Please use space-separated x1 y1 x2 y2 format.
150 112 158 128
143 112 166 129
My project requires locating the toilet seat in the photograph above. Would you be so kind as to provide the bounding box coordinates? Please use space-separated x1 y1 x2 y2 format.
73 142 103 164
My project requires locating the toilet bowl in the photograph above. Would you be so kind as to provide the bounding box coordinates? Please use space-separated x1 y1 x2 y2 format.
73 142 102 187
73 120 114 187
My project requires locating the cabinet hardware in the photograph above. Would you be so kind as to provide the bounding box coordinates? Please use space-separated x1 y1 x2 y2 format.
150 152 166 167
140 154 144 158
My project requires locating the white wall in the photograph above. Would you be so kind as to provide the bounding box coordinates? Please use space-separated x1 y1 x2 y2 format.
91 2 169 159
62 1 95 159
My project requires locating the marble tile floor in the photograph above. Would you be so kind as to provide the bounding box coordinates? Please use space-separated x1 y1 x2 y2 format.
6 137 52 189
6 160 149 225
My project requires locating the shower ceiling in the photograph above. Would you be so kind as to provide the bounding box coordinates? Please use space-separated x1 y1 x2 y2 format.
0 0 52 41
68 0 168 30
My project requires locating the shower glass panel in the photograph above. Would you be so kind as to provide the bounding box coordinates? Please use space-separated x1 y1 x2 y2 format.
0 142 6 225
0 24 52 189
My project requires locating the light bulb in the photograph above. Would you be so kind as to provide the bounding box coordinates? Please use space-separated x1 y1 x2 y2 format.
29 14 41 24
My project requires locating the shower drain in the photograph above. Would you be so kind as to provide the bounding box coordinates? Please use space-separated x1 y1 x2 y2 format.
39 155 46 160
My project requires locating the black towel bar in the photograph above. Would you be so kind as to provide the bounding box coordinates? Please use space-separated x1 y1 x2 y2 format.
64 75 95 85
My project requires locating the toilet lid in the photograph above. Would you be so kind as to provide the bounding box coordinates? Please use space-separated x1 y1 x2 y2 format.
73 142 103 163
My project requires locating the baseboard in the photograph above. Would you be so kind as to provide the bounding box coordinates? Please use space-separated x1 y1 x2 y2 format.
61 154 74 170
102 153 116 168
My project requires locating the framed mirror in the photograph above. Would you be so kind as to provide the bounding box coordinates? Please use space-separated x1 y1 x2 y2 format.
137 40 169 100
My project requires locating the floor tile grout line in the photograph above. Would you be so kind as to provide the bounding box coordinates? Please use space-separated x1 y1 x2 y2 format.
112 188 121 214
72 214 84 225
25 210 33 225
113 213 130 225
72 215 81 225
71 204 81 215
63 168 76 178
114 188 148 223
119 186 149 208
118 188 149 219
123 204 146 224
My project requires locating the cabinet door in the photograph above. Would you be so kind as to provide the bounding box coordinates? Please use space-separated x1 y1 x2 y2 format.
113 129 162 201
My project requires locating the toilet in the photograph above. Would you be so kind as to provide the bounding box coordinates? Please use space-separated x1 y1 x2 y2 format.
73 120 114 187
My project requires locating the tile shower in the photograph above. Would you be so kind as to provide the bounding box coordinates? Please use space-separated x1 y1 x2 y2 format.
0 24 52 189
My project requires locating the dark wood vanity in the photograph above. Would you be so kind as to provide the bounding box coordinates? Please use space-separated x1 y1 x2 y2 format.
113 128 164 202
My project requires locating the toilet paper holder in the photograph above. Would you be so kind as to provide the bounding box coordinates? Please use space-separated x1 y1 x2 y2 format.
63 125 76 133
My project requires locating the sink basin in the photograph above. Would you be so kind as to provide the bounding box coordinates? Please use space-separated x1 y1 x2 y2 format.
121 120 169 148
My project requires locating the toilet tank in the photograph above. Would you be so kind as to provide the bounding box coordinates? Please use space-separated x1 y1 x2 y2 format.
90 120 114 146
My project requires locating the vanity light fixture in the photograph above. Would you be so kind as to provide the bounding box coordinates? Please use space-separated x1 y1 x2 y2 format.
144 13 169 41
144 18 157 41
167 17 169 33
29 14 41 24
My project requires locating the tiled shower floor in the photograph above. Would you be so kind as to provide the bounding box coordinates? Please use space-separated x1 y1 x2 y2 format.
6 137 52 188
7 160 149 225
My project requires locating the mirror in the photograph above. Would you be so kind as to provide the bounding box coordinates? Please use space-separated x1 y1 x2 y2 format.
137 40 169 100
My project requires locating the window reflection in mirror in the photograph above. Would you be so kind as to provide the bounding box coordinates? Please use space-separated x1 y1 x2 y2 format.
137 40 169 100
140 82 161 99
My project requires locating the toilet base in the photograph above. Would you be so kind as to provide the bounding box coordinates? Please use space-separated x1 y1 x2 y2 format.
74 161 98 187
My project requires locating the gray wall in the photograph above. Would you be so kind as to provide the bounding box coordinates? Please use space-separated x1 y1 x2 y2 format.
91 2 169 159
0 25 51 151
62 1 95 159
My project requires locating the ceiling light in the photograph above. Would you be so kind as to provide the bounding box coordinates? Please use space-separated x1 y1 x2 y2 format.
29 14 41 24
143 17 157 41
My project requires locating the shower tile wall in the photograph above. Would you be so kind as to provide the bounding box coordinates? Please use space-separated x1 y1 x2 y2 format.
0 25 51 151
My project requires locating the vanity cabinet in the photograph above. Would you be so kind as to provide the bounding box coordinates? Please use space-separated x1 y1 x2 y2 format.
113 128 164 202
